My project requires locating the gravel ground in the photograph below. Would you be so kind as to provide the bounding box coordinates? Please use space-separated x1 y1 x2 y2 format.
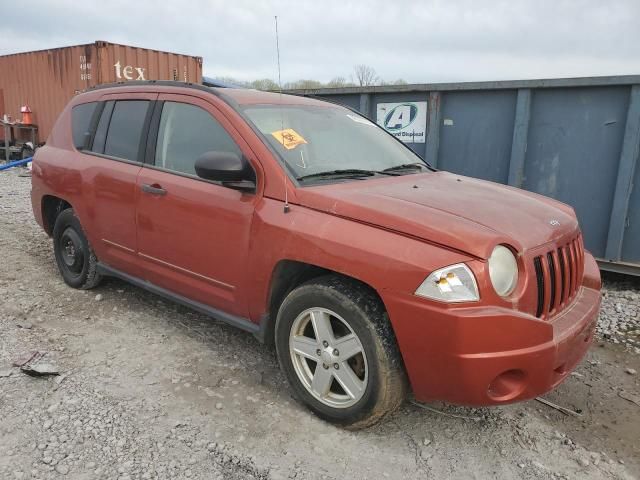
0 168 639 480
598 275 640 354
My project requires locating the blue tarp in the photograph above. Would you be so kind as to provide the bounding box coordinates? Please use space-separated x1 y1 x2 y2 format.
0 157 32 171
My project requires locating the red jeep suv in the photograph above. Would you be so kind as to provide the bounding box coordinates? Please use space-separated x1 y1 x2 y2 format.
31 82 601 428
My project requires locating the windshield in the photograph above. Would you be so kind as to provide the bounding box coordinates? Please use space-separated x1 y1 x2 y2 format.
241 104 430 183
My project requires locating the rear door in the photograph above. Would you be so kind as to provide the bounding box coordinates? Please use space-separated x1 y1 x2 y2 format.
135 94 259 317
80 92 157 276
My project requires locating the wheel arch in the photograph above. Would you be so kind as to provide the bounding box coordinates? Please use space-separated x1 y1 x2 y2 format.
259 259 388 346
269 263 409 427
41 195 72 236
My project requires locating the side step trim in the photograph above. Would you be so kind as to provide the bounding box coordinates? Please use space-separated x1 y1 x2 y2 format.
96 262 260 335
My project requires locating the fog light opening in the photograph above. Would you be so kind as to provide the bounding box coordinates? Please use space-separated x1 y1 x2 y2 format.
487 369 527 401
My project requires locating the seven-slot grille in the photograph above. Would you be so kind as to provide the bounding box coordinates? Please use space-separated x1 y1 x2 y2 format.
533 234 584 319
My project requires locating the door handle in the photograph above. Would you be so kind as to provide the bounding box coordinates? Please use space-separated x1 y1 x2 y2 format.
141 183 167 196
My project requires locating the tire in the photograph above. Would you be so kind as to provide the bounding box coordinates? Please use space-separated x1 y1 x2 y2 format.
52 208 102 290
275 275 407 429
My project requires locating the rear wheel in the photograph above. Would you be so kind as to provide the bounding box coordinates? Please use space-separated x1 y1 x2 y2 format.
52 208 102 289
275 275 407 429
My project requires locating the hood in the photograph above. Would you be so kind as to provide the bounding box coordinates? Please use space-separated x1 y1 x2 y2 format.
293 171 579 259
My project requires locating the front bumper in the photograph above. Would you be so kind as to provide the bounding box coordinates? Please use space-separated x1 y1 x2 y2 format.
383 253 601 405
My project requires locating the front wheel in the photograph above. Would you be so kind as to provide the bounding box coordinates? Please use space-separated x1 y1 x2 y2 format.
52 208 102 289
275 276 407 429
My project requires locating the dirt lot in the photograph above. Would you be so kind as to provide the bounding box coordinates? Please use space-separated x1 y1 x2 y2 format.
1 169 639 480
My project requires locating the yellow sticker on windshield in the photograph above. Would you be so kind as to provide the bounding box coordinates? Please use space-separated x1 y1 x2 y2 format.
271 128 307 150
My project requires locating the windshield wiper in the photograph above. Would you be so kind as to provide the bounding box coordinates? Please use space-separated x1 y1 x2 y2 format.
382 162 429 173
296 169 397 182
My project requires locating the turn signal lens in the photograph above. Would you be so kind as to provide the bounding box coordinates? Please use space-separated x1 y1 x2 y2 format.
415 263 479 303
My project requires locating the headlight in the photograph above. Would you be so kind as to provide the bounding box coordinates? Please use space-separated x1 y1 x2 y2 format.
488 245 518 297
415 263 479 303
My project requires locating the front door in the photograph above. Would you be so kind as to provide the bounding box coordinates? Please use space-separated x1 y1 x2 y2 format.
135 94 258 317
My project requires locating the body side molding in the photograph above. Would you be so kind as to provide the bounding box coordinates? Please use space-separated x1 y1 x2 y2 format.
96 262 262 337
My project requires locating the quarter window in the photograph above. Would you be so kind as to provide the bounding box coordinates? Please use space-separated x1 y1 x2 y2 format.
71 102 99 150
91 101 114 154
154 102 241 176
103 100 150 161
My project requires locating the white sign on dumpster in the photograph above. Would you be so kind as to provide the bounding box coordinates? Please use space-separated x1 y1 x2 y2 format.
376 101 427 143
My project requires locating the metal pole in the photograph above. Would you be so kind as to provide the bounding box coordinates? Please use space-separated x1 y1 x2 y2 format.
3 123 9 163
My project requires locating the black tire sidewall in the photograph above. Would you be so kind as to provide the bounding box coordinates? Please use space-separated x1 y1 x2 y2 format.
52 209 92 289
275 283 385 426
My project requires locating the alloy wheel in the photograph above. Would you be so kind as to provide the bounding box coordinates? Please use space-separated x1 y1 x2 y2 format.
289 307 368 408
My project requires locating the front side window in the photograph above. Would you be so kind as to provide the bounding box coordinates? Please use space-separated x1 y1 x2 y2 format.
103 100 149 161
154 102 241 176
242 104 429 183
71 102 98 150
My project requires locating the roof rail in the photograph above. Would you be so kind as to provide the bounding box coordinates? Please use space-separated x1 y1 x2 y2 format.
87 80 216 94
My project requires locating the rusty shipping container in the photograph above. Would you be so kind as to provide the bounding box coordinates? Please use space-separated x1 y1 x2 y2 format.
0 40 203 142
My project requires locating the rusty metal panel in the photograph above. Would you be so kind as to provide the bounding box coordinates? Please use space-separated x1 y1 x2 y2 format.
0 41 202 140
0 44 95 143
94 41 202 85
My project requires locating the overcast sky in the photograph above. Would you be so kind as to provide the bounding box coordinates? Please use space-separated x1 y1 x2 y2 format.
1 0 639 84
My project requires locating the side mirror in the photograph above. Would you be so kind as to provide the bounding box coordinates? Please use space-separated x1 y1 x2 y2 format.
194 151 255 192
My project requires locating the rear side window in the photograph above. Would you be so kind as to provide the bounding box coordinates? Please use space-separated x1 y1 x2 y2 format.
71 102 99 150
154 102 241 176
103 100 150 161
